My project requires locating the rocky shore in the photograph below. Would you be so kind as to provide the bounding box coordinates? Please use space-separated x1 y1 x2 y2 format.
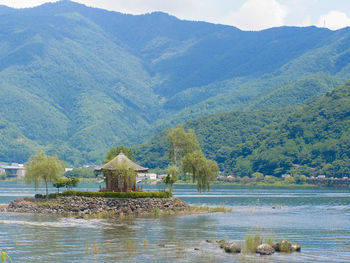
5 196 188 217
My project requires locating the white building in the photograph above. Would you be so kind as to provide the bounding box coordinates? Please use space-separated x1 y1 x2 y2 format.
0 163 26 178
137 173 157 180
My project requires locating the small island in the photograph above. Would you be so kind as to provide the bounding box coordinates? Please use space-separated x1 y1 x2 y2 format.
5 150 226 218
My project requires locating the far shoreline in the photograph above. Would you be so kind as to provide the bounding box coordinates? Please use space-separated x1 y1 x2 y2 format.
1 178 349 190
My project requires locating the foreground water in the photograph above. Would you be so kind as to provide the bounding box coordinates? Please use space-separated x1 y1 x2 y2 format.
0 181 349 262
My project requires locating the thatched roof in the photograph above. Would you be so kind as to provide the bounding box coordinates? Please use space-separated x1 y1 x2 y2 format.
95 152 148 172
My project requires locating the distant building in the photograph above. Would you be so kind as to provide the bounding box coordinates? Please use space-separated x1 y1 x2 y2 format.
0 163 26 178
137 173 157 180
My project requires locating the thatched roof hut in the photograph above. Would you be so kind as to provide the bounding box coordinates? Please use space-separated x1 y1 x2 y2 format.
95 152 148 192
96 152 148 172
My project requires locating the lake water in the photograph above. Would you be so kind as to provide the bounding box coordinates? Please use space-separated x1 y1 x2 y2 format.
0 181 349 262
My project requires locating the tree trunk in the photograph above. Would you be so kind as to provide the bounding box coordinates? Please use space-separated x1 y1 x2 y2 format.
45 180 48 200
173 148 177 165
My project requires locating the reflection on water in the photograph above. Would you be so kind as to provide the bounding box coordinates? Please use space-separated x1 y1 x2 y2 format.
0 181 349 262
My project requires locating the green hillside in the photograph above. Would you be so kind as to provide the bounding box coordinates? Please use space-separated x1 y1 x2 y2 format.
1 1 350 164
133 109 292 170
237 81 350 177
135 81 350 177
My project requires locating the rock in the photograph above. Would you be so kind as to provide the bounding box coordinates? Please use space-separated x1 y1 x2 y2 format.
272 242 280 252
291 244 301 252
256 244 275 255
272 240 292 252
217 240 228 248
224 243 241 253
206 239 213 243
7 196 188 216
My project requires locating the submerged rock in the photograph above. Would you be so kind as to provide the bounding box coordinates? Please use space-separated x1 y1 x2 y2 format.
291 244 301 252
256 244 275 255
272 240 291 252
224 243 241 253
217 239 228 249
272 240 301 253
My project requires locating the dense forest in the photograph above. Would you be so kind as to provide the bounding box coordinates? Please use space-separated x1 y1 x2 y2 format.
1 1 350 165
134 81 350 177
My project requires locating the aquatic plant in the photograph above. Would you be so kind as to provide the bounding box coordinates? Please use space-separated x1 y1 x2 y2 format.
153 207 161 216
187 205 232 213
0 249 11 263
244 234 263 253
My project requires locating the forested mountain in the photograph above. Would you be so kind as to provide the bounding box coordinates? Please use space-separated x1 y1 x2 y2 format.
133 109 292 170
1 1 350 164
135 81 350 177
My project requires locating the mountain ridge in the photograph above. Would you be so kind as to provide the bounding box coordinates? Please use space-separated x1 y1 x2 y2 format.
0 1 350 164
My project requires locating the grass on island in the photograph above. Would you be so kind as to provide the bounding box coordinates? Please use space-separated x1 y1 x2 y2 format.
66 204 233 220
187 205 232 213
36 200 64 207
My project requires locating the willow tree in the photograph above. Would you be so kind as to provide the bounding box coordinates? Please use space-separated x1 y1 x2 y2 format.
167 125 200 165
25 152 65 199
105 145 135 163
163 165 179 191
182 151 219 192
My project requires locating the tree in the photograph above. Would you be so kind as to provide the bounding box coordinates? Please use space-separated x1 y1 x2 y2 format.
105 146 135 163
53 177 80 193
251 172 264 181
52 178 67 193
163 165 179 191
66 177 80 189
64 168 94 178
25 152 65 199
294 174 307 184
182 151 219 192
234 159 253 177
167 125 200 165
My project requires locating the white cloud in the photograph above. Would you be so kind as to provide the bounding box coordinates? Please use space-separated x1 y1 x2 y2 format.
221 0 288 30
317 10 350 30
78 0 225 24
0 0 57 8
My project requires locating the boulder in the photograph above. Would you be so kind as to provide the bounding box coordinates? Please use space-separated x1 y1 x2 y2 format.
256 244 275 255
217 240 228 249
224 243 241 253
272 240 300 253
291 244 301 252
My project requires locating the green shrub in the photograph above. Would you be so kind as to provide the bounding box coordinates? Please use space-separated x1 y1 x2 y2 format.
35 193 62 199
61 190 172 199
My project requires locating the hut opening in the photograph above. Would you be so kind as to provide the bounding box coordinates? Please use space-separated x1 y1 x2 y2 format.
95 152 148 192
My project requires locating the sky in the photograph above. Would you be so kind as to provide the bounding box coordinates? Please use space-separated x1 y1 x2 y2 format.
1 0 350 30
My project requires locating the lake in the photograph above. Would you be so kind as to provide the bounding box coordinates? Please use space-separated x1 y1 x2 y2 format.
0 181 349 262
